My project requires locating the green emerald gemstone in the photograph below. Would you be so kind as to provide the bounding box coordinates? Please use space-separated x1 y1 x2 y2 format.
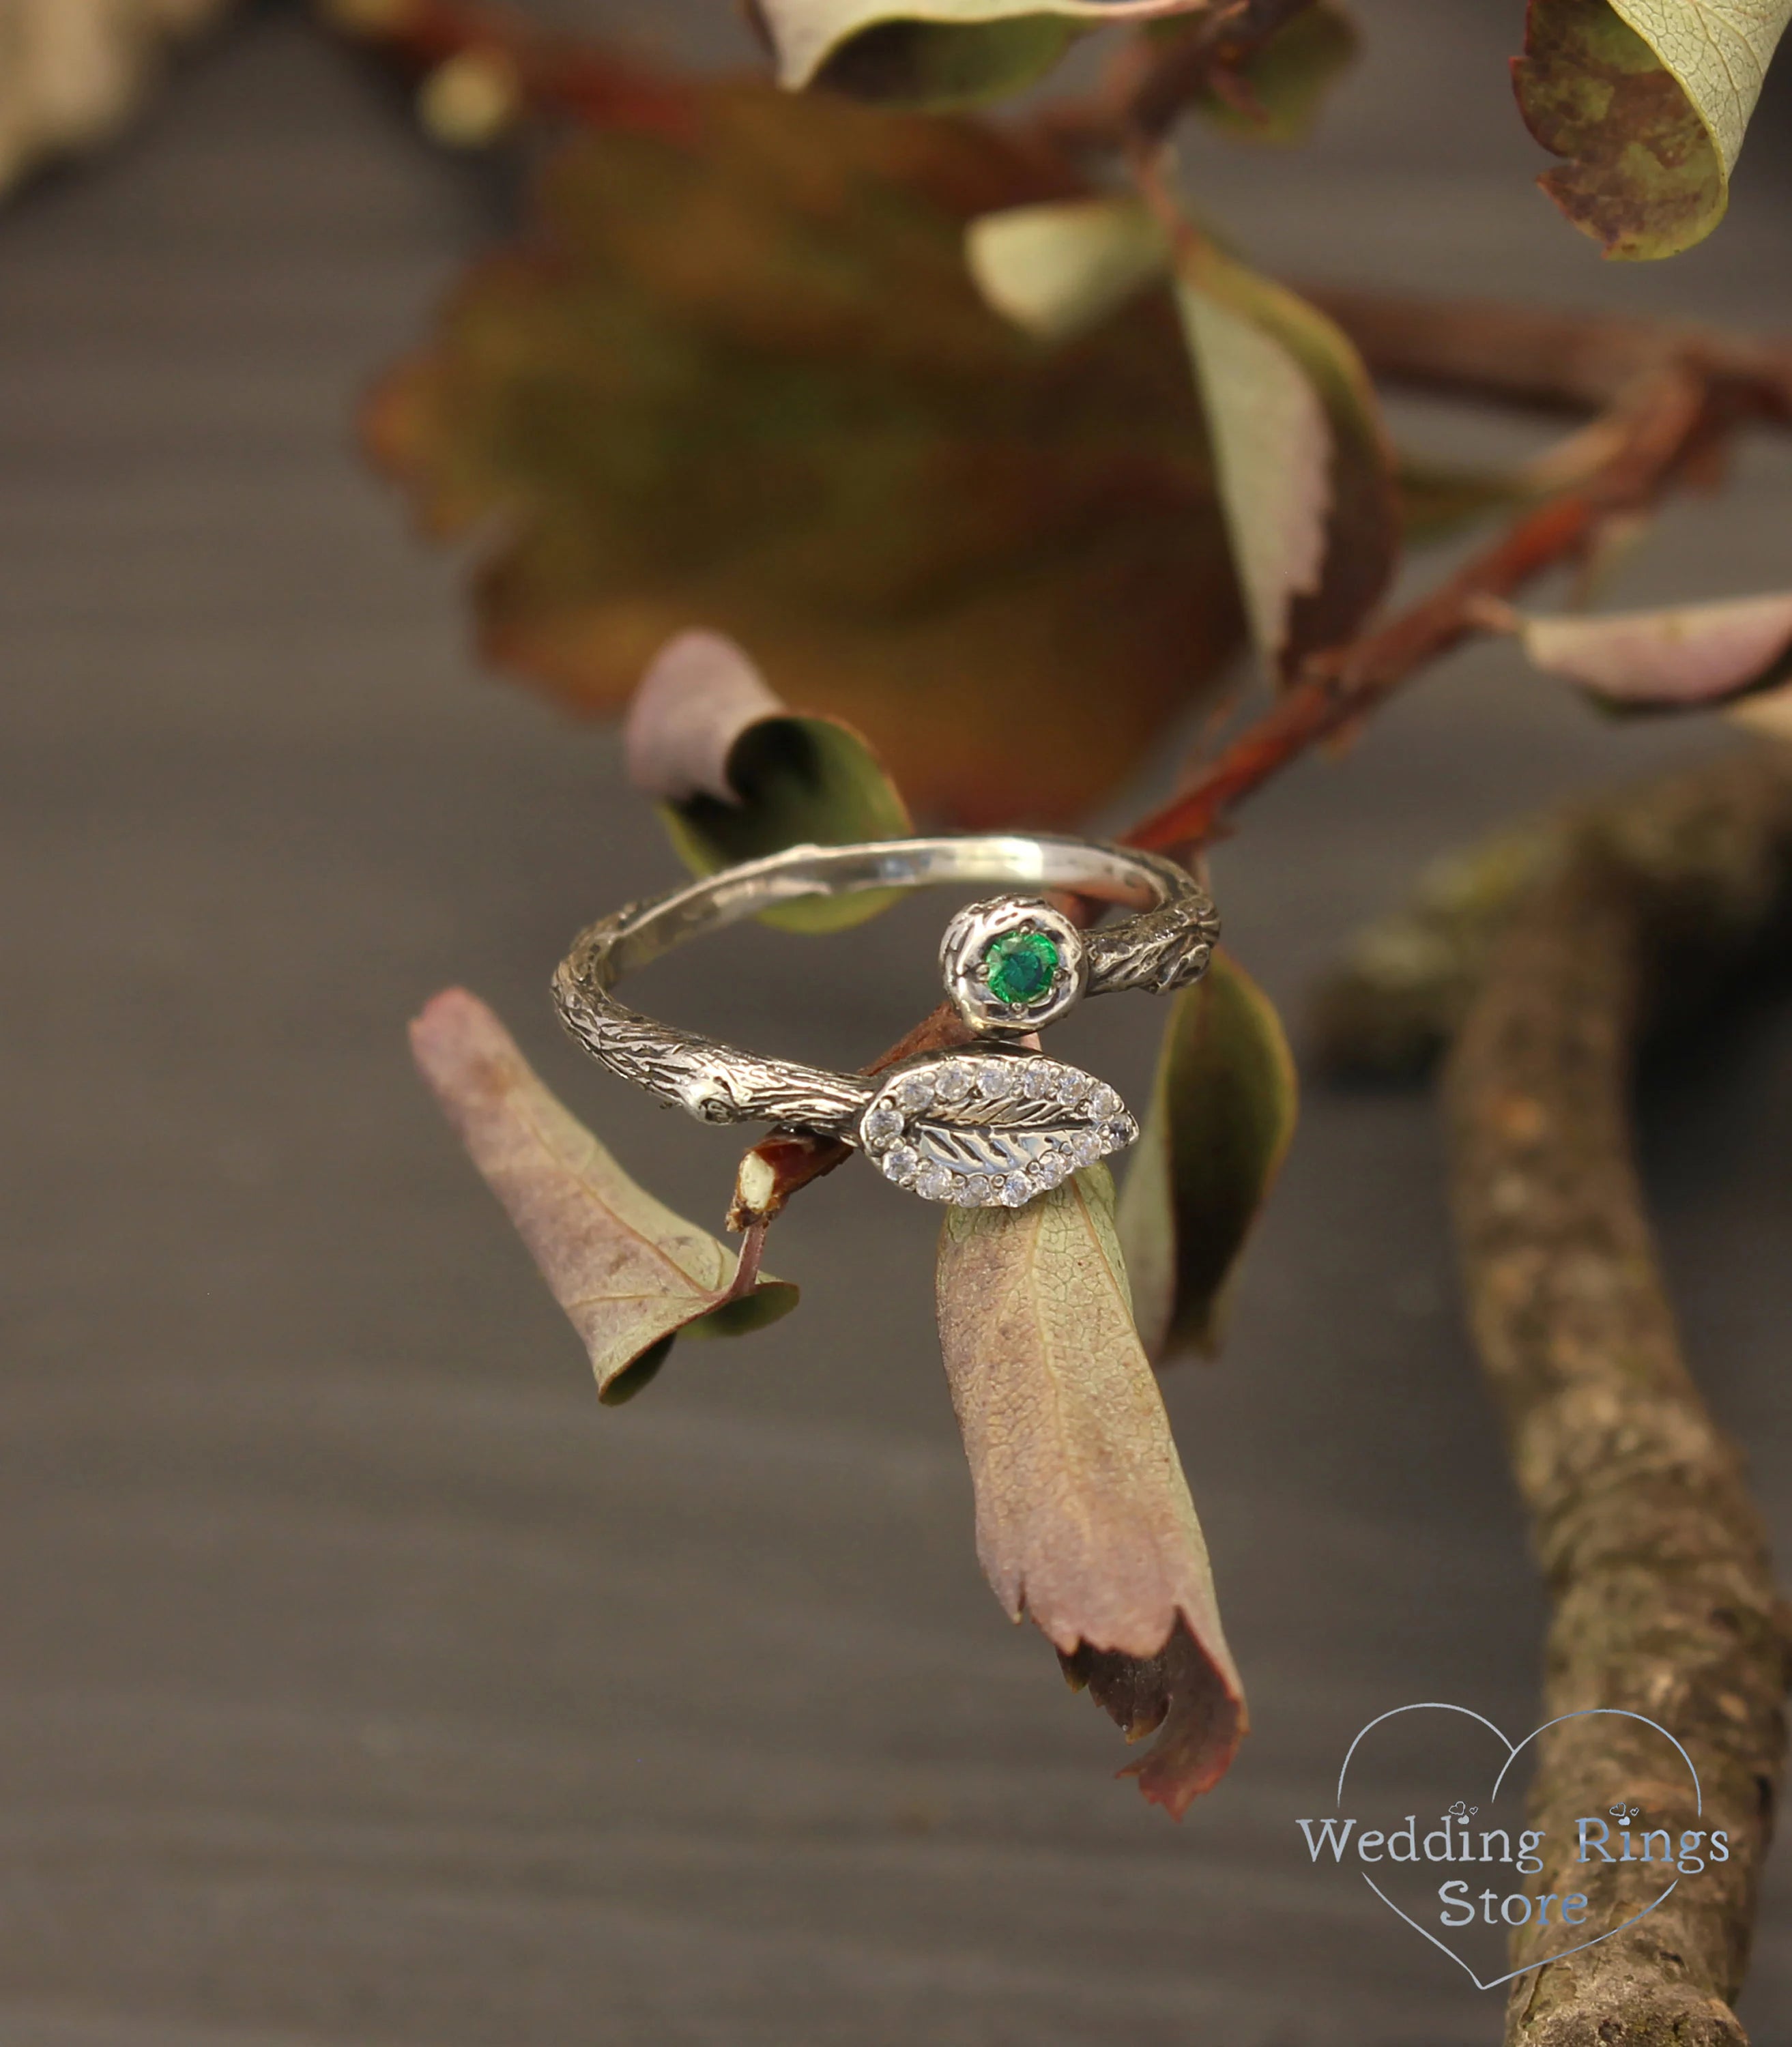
984 929 1060 1008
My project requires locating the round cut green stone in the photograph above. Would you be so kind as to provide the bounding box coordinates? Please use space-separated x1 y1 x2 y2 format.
984 929 1060 1008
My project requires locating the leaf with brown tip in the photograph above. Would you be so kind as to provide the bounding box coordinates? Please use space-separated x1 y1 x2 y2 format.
1118 949 1298 1363
411 988 798 1404
936 1165 1247 1816
624 631 914 933
364 83 1242 826
1514 0 1792 261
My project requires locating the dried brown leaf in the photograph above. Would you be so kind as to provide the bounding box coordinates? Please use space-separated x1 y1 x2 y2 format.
411 987 798 1404
364 83 1243 825
936 1165 1246 1815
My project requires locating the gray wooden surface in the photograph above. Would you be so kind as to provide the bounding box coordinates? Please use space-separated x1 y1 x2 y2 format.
3 4 1792 2040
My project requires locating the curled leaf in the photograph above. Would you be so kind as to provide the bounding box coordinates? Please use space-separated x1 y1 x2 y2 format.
411 988 798 1404
624 630 785 804
365 84 1243 826
1174 238 1398 678
1118 949 1298 1362
1514 0 1792 261
936 1165 1246 1816
1506 592 1792 708
625 633 913 932
760 0 1203 104
964 195 1168 344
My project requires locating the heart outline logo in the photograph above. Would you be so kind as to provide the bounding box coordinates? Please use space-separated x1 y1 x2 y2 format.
1333 1702 1703 1992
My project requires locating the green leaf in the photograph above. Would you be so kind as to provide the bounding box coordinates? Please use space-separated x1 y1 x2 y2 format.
964 195 1170 343
1118 948 1298 1361
1174 238 1398 678
411 988 798 1404
1515 0 1792 260
625 631 913 933
936 1163 1246 1816
759 0 1205 102
1178 0 1361 145
364 83 1243 827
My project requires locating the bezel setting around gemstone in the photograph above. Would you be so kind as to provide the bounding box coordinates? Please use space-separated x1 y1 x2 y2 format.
938 894 1088 1036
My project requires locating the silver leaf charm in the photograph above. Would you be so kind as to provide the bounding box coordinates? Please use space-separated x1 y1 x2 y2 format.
858 1051 1139 1208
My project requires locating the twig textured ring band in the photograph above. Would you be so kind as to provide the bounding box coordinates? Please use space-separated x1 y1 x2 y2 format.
553 834 1218 1210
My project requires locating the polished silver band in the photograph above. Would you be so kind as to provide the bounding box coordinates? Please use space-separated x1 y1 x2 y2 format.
553 834 1217 1208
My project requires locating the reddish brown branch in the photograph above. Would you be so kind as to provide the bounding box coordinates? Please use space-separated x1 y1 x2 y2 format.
1124 360 1729 856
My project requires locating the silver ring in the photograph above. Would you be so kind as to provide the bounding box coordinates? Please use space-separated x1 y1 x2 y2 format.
553 834 1217 1210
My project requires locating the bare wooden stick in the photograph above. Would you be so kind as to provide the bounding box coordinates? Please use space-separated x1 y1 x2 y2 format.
1305 286 1792 424
1441 748 1792 2043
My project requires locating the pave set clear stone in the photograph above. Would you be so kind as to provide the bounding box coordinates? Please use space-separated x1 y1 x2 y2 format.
861 1054 1140 1208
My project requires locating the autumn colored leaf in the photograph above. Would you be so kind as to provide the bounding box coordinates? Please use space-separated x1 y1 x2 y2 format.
0 0 231 196
1118 948 1297 1362
1174 235 1398 678
1503 591 1792 708
624 631 913 933
1514 0 1792 260
936 1165 1247 1816
411 988 798 1405
366 81 1243 826
759 0 1202 103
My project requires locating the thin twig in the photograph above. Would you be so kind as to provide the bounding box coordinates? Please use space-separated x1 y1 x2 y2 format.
1125 360 1724 856
723 1215 771 1301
